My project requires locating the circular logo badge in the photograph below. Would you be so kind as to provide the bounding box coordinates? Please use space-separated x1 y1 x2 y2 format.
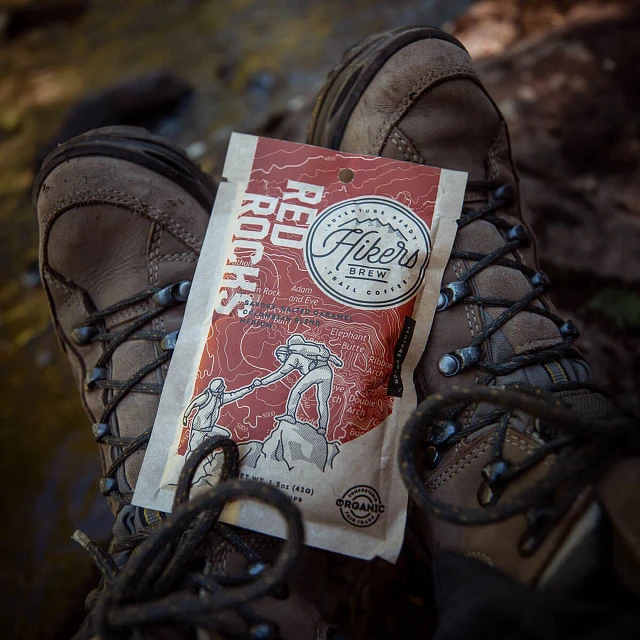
336 485 385 528
305 196 431 309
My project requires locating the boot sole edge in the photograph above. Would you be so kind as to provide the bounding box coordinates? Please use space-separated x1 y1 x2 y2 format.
33 126 217 213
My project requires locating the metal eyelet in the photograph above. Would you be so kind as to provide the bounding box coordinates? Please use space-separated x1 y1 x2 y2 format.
100 477 117 496
477 460 510 507
534 418 556 442
247 560 269 577
428 420 457 446
270 581 290 601
481 460 509 484
518 531 542 557
436 281 470 312
530 271 551 290
85 367 107 390
492 184 517 206
71 325 98 346
559 319 580 340
477 482 499 507
425 446 441 469
424 422 457 471
518 506 553 557
160 330 179 351
92 422 111 441
152 280 191 307
437 346 482 377
526 505 551 527
505 224 531 248
249 621 279 640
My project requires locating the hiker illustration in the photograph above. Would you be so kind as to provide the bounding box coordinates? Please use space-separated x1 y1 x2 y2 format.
182 377 261 483
252 334 344 436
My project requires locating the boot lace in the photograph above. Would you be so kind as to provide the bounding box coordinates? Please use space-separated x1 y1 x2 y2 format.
74 436 303 639
400 386 637 554
71 280 191 505
401 181 637 554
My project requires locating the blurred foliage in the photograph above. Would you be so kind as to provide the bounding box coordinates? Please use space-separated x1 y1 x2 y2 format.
585 289 640 330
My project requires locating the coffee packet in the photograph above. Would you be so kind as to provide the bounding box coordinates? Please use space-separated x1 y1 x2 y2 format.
133 133 466 562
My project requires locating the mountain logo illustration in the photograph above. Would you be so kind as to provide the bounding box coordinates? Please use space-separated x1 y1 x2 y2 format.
338 217 408 241
305 196 432 310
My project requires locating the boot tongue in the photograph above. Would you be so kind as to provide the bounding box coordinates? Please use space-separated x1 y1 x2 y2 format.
112 503 163 547
487 322 590 388
477 320 610 425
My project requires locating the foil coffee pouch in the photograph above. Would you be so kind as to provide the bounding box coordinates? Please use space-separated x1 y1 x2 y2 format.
133 133 466 562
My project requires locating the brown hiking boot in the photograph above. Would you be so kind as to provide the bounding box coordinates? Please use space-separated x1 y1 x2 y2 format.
308 27 630 589
35 127 337 639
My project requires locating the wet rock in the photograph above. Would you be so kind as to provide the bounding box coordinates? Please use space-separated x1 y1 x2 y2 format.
260 96 315 143
185 140 207 159
472 4 640 287
443 0 519 58
20 262 40 290
0 12 8 40
35 349 53 368
447 0 626 60
38 70 192 163
246 71 277 100
216 61 237 84
4 0 88 40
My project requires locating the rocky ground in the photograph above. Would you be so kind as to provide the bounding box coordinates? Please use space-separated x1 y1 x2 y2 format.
0 0 638 638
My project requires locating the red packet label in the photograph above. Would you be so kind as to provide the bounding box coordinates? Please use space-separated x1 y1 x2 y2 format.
134 134 466 561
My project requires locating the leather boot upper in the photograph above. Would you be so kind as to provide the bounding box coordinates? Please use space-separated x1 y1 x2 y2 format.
328 34 610 586
36 137 336 639
38 156 208 522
